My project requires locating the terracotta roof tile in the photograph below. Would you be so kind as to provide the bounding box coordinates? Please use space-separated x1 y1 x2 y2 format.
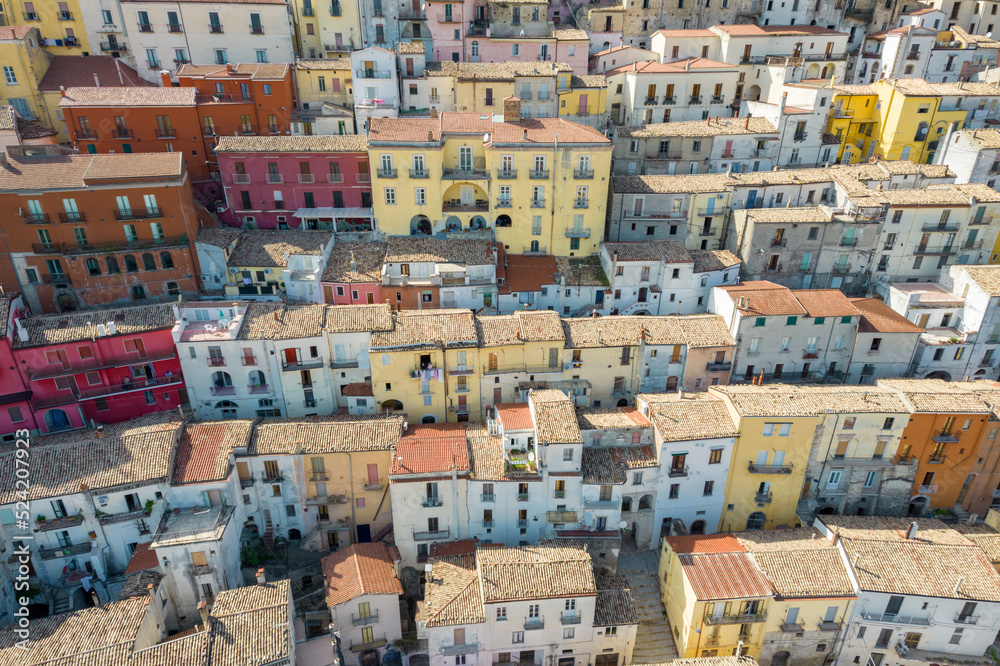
341 381 373 396
0 153 184 192
422 554 484 627
710 384 910 417
607 57 736 75
12 302 177 348
0 26 34 40
476 543 595 602
226 230 332 267
391 423 471 475
322 242 387 283
295 58 352 70
197 226 242 249
385 237 496 264
878 379 992 413
582 446 658 484
124 542 160 575
58 86 196 107
691 250 741 273
791 289 862 318
38 56 151 91
603 240 692 263
667 534 745 554
677 551 775 601
215 134 367 153
617 116 776 138
554 256 609 287
321 543 402 607
644 393 739 441
426 61 571 80
368 113 610 146
247 415 404 455
851 297 924 333
613 173 733 194
530 389 583 443
173 421 253 484
594 575 639 626
576 407 650 430
504 254 557 293
495 403 534 430
562 314 733 348
371 309 478 349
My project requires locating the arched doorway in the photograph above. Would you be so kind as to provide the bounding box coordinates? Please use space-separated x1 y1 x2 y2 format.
445 215 462 231
925 370 952 381
818 506 838 515
495 214 512 228
622 497 632 512
288 528 301 540
745 84 762 101
690 520 706 535
215 401 238 418
616 398 628 407
382 399 403 413
421 415 436 423
805 63 821 78
746 511 766 530
360 650 380 666
771 651 791 666
908 496 930 517
410 215 432 235
43 409 70 432
821 64 833 78
638 494 653 510
666 376 679 392
470 215 487 230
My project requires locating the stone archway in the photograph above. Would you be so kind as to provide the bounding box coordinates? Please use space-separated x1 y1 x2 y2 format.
908 495 930 517
925 370 952 381
690 520 706 535
771 651 791 666
410 215 432 235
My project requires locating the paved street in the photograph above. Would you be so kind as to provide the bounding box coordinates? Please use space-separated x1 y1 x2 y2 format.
617 541 679 663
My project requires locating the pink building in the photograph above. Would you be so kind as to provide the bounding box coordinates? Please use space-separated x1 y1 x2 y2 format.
12 303 186 433
214 135 374 231
321 241 386 305
0 294 38 436
425 0 589 74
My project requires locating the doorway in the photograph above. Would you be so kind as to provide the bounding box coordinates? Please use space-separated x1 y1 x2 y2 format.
356 524 371 543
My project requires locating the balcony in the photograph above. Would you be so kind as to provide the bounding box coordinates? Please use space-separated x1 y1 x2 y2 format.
100 40 127 51
413 528 449 541
210 23 223 32
58 212 86 223
352 611 379 626
755 491 773 504
421 497 443 507
803 349 820 359
442 168 489 179
914 244 956 255
349 636 387 652
529 169 549 179
167 23 182 32
819 621 843 631
22 11 38 20
247 384 270 395
481 493 495 502
921 222 960 232
281 359 325 372
668 466 689 478
560 612 582 625
524 618 544 630
364 481 383 491
644 97 659 105
98 507 149 525
443 644 478 656
75 128 97 139
530 199 545 209
497 169 517 179
771 238 787 247
356 69 392 79
663 96 676 105
963 239 984 250
26 348 177 381
39 542 92 560
573 199 589 209
211 385 236 396
917 484 938 494
517 518 528 527
860 611 932 626
409 168 430 179
839 237 860 247
250 24 264 34
327 173 344 183
574 169 593 179
59 236 186 255
748 462 793 474
932 430 959 444
565 226 591 238
704 612 767 625
482 519 494 528
266 174 283 184
111 128 133 139
41 274 71 286
207 357 226 367
712 95 725 104
377 168 397 178
298 174 315 183
114 207 162 221
780 622 804 632
330 2 342 15
496 199 512 208
36 515 84 532
23 213 51 224
706 361 731 372
195 94 253 104
517 493 530 501
955 614 981 625
906 52 921 60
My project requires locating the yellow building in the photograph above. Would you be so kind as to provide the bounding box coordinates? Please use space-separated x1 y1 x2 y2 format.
369 309 482 424
558 74 608 129
367 105 612 257
0 26 51 125
293 59 355 135
660 528 854 662
0 0 89 55
709 385 815 532
288 0 361 58
826 78 1000 165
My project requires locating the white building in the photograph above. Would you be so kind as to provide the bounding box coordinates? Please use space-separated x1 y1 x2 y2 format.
351 47 400 130
321 542 403 665
638 393 737 540
195 227 242 292
937 128 1000 189
593 44 659 75
382 237 498 310
711 281 861 384
417 542 638 666
606 58 741 126
846 297 923 384
118 0 295 81
817 515 1000 666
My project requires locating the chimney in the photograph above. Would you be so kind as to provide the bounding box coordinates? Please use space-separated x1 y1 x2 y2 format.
745 116 750 130
633 61 637 72
90 590 100 606
59 86 66 98
523 129 528 140
954 576 965 595
95 424 105 439
685 59 690 71
906 521 919 539
427 129 433 141
198 600 209 627
160 70 172 88
596 328 602 345
429 108 438 119
503 96 522 123
93 74 100 87
256 567 267 585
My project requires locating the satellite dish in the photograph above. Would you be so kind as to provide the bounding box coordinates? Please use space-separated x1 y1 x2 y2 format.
618 520 628 529
583 512 594 526
527 451 535 462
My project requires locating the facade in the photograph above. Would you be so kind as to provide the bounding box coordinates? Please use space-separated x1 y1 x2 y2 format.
351 46 400 130
222 230 334 302
13 303 186 433
382 237 498 310
0 27 51 124
937 128 1000 188
846 297 924 384
117 0 295 82
607 58 741 126
215 134 372 232
368 107 611 257
289 0 363 59
293 59 357 136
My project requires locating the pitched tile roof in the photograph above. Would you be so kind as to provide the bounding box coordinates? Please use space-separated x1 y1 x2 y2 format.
341 381 374 396
517 310 565 341
959 128 1000 149
385 237 496 265
677 551 775 601
368 114 610 146
39 56 151 91
197 226 242 249
476 543 595 602
325 303 394 333
554 256 610 287
12 302 177 348
226 230 332 267
530 389 583 443
607 57 737 75
0 419 182 504
718 281 807 317
878 379 992 413
0 153 185 192
494 403 534 431
821 516 1000 601
736 528 855 598
179 62 289 79
851 297 924 333
237 303 327 340
617 116 776 138
561 315 734 349
391 423 471 475
581 445 658 484
476 314 523 347
173 421 253 484
58 86 196 107
321 542 402 607
644 394 739 442
613 174 733 194
594 575 640 626
691 250 741 274
246 415 405 455
667 534 745 554
322 241 387 283
504 254 557 293
576 407 650 430
421 554 485 627
467 423 525 481
124 541 161 575
371 309 478 349
710 384 910 417
715 23 845 35
603 240 692 263
295 58 352 70
214 134 367 153
426 61 571 80
958 265 1000 297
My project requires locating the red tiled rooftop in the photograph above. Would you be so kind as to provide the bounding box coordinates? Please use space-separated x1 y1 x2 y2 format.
667 534 746 554
321 543 402 607
125 542 160 575
341 382 374 397
431 539 477 557
851 297 925 334
494 403 534 431
391 424 471 475
38 56 152 92
505 255 557 294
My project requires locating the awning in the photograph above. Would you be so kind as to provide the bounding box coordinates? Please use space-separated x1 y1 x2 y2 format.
293 207 373 219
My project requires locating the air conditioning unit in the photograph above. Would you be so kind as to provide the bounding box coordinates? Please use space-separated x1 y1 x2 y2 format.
230 268 238 273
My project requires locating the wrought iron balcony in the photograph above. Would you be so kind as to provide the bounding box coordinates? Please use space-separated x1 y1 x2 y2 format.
565 226 591 238
39 542 92 560
421 497 443 507
755 491 773 503
98 507 149 525
352 611 379 626
413 528 449 541
114 207 162 221
23 213 50 224
748 462 793 474
497 169 517 179
574 169 593 179
704 611 767 625
529 169 549 179
524 617 544 630
59 212 86 223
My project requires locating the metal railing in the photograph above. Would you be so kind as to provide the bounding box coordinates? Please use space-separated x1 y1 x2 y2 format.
565 227 591 238
574 169 593 179
114 207 162 221
413 528 449 541
748 462 793 474
529 169 549 179
352 611 379 626
497 169 517 179
704 611 767 625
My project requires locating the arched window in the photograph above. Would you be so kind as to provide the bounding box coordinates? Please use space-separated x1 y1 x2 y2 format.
124 255 138 272
105 257 120 274
666 376 679 392
142 253 156 270
914 121 929 142
160 251 174 269
530 240 539 252
214 400 238 418
85 258 101 276
43 409 71 432
212 371 233 389
248 370 267 388
746 511 766 530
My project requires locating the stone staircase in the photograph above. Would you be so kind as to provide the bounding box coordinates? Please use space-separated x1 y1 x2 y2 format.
50 586 71 615
625 572 679 663
262 516 275 547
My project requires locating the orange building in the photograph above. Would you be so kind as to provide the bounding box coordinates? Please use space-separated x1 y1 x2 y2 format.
0 148 202 313
880 379 994 517
59 63 294 200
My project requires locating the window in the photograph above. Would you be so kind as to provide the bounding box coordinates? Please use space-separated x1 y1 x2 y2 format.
512 631 524 644
384 188 396 205
709 449 723 464
704 480 714 496
4 67 18 85
497 606 507 620
563 628 575 639
632 471 643 485
843 417 856 430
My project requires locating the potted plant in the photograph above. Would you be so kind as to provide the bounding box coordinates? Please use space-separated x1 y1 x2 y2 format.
36 515 46 523
144 500 154 515
88 531 97 539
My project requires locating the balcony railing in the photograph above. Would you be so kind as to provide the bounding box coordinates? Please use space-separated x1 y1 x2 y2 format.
529 169 549 179
748 462 793 474
573 199 589 209
914 244 956 255
644 97 658 105
114 207 162 221
409 168 430 179
706 361 731 372
250 24 264 34
281 359 325 372
442 168 489 179
27 348 177 381
565 226 591 238
75 128 97 139
413 528 449 541
210 385 236 396
98 507 149 525
167 23 182 32
561 612 581 625
36 515 84 532
58 212 86 223
111 128 133 139
481 493 495 502
39 542 93 560
497 169 517 179
210 23 223 32
755 491 773 504
704 612 767 625
377 168 397 178
298 174 315 183
860 611 932 626
517 493 529 501
352 611 379 626
421 497 443 507
530 199 545 208
574 169 593 179
524 618 544 630
23 213 50 224
207 357 226 367
100 40 127 51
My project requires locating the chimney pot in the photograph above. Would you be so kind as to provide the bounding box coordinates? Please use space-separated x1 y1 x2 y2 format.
906 521 919 539
198 601 209 626
256 567 267 585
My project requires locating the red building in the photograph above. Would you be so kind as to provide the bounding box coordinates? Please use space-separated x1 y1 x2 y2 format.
60 63 295 200
0 294 38 436
321 241 386 304
213 134 372 230
11 302 185 433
